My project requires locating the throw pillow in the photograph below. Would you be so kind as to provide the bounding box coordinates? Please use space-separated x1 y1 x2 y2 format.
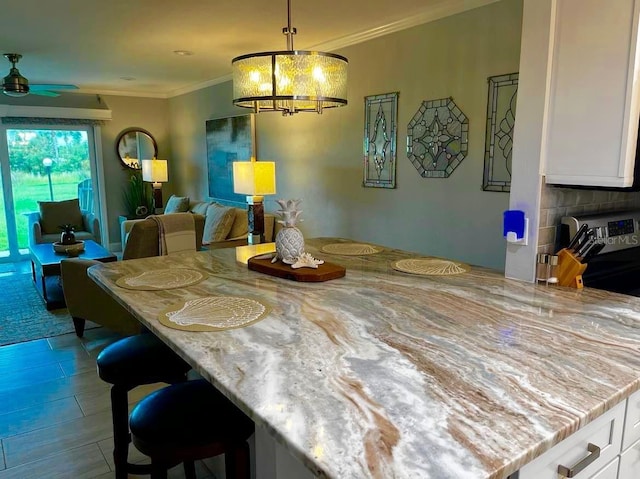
189 201 211 216
164 195 190 214
38 198 84 235
227 208 248 239
202 204 237 244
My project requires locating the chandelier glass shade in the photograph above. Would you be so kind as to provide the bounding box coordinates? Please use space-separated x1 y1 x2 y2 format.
231 0 348 115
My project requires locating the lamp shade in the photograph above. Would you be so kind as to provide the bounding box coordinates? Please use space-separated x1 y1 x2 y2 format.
233 161 276 196
142 158 168 183
232 51 348 114
231 0 348 115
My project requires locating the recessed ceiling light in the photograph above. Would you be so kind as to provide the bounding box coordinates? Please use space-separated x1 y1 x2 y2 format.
173 50 194 56
120 76 136 81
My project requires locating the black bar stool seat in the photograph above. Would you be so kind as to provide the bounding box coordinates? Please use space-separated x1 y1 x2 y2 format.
130 379 255 479
97 333 191 478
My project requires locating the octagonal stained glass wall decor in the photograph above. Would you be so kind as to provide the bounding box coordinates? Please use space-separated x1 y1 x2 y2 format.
407 97 468 178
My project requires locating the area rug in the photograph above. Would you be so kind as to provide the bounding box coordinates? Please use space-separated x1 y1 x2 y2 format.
0 272 97 346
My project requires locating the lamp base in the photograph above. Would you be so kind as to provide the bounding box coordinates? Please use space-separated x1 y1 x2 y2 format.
246 196 265 245
248 233 263 245
152 185 163 211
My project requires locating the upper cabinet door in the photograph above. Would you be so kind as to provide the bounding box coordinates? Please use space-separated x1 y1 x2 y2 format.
543 0 640 187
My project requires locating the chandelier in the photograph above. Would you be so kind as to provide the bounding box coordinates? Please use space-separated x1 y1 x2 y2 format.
231 0 348 115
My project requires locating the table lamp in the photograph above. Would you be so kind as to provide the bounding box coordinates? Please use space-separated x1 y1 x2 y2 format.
142 158 169 210
233 159 276 244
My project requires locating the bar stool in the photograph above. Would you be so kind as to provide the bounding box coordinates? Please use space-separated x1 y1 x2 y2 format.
129 379 255 479
97 333 191 479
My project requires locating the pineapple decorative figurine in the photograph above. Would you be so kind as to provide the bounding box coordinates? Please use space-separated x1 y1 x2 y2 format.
59 224 77 245
273 199 305 265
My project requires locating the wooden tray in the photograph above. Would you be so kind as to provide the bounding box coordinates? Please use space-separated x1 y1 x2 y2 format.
248 257 346 282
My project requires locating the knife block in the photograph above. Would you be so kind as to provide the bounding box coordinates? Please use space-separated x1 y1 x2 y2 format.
555 248 587 288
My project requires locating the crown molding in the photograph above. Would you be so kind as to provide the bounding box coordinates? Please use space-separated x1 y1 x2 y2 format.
167 74 233 99
163 0 501 98
310 0 502 52
83 0 502 100
79 74 234 99
75 88 169 99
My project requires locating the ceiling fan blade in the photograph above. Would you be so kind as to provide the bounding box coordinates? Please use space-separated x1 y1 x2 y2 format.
30 90 60 97
30 84 78 91
2 55 80 98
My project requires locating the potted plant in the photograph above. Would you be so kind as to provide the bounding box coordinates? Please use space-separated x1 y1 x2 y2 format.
123 170 154 218
59 224 77 245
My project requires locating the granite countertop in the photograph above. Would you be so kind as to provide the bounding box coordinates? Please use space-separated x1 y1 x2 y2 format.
88 238 640 479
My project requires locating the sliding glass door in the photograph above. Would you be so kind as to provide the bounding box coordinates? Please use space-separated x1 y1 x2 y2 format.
0 125 101 262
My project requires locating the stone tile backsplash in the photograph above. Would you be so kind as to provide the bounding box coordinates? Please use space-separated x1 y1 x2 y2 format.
538 183 640 254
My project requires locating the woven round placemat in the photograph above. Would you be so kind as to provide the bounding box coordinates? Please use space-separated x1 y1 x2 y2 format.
158 296 270 331
321 243 383 255
392 258 470 276
116 268 207 291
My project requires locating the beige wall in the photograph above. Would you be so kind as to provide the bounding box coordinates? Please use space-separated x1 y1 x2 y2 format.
168 0 522 270
167 81 238 201
98 95 170 245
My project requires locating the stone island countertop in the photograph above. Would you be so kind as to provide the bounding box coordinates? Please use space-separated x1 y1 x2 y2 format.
88 238 640 479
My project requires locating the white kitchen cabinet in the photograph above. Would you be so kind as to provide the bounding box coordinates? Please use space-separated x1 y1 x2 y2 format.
618 389 640 479
592 458 621 479
623 389 640 449
542 0 640 187
518 401 625 479
518 390 640 479
255 424 315 479
619 438 640 479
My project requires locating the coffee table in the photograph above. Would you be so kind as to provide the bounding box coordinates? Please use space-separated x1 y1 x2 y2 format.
29 240 117 310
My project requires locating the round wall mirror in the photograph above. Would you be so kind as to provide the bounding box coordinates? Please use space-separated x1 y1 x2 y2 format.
116 128 158 169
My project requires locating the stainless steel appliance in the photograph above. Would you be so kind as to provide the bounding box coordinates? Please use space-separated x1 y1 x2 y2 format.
560 211 640 295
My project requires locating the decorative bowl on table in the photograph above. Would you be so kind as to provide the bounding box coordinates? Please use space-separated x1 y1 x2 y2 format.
53 240 85 255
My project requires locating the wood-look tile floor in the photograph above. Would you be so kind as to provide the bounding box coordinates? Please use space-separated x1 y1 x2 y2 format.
0 327 220 478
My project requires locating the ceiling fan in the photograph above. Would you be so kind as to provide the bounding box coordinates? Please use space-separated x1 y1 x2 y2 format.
2 53 78 98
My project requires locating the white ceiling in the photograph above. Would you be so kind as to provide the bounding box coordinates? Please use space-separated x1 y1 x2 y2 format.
0 0 499 98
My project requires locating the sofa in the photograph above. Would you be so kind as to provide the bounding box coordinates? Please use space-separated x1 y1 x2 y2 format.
121 214 206 260
120 196 275 250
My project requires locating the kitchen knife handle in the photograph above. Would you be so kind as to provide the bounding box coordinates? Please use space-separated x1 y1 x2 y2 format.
568 224 589 251
581 242 605 263
575 236 595 259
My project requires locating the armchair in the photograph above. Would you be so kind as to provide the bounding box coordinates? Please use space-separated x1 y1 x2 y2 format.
27 198 100 246
60 258 142 337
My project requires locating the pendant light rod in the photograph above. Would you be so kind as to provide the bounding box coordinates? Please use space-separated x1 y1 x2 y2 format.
282 0 297 50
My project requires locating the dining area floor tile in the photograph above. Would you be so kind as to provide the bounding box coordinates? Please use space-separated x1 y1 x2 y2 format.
0 328 218 478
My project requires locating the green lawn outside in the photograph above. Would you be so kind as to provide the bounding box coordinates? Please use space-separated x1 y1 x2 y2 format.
0 174 81 251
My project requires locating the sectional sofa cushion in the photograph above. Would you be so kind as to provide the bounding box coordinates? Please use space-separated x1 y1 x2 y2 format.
227 209 249 239
202 204 237 244
164 195 190 214
121 200 275 250
189 201 210 216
